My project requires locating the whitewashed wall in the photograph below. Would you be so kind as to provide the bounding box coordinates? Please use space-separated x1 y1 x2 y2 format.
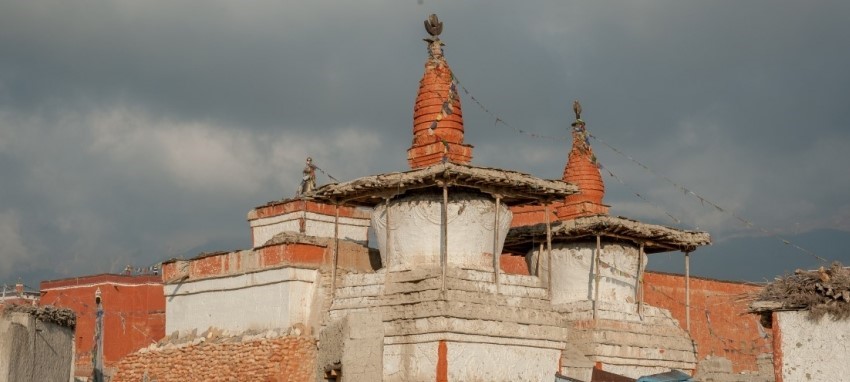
250 211 370 247
529 242 643 305
164 267 318 336
383 341 559 382
776 310 850 382
371 192 512 272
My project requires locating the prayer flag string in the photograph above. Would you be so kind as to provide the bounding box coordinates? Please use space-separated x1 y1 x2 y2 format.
450 71 827 263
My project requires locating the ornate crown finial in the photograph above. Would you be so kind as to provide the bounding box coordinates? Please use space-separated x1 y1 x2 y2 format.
571 100 585 127
423 14 445 60
424 14 443 37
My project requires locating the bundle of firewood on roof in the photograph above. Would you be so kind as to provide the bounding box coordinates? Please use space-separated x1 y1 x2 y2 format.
755 262 850 319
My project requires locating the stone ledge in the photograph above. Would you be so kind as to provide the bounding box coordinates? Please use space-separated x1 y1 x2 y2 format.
384 332 565 350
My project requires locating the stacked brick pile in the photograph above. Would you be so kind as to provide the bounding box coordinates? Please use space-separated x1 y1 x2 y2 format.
111 330 316 382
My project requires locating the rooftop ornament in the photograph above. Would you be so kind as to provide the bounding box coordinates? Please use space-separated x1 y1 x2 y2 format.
296 156 317 196
423 14 445 61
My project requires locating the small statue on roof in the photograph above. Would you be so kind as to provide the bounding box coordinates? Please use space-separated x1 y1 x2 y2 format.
297 157 316 196
423 14 445 60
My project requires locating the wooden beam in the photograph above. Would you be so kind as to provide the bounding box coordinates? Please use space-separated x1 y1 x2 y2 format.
493 195 502 295
441 184 448 293
331 203 340 298
545 205 553 300
637 242 645 320
593 235 601 322
685 251 691 332
385 197 392 271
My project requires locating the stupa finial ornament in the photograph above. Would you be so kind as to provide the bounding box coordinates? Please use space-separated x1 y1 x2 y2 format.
424 14 443 36
423 14 445 60
571 100 585 127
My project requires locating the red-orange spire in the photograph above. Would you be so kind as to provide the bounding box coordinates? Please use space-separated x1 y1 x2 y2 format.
556 101 609 219
407 15 473 169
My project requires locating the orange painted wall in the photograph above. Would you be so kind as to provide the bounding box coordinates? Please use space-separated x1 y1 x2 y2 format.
500 254 530 275
643 271 771 372
40 274 165 378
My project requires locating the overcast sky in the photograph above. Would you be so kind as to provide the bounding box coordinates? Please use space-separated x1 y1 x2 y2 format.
2 1 849 288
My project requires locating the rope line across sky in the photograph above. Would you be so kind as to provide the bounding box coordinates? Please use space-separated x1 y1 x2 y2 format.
448 73 827 264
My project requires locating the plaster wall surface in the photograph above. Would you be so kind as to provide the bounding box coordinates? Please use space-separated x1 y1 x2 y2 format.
446 341 560 382
165 267 318 335
318 312 383 382
383 340 559 382
534 241 642 305
0 311 74 382
250 211 370 247
384 342 439 382
372 191 512 272
775 310 850 382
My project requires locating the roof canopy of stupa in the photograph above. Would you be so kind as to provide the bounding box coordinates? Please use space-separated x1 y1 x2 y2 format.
306 162 578 207
505 214 711 254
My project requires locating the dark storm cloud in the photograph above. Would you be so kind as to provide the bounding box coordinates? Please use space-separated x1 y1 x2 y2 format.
1 1 849 285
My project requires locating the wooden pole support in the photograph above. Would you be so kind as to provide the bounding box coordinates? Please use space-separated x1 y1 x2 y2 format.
685 251 691 332
493 196 501 294
545 205 553 300
637 243 645 319
331 203 340 298
593 235 602 322
384 197 392 271
441 184 448 293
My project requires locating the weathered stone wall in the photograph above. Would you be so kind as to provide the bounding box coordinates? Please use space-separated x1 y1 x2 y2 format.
112 331 316 382
318 312 383 382
643 271 772 379
327 267 566 382
773 310 850 382
555 300 696 379
0 309 74 382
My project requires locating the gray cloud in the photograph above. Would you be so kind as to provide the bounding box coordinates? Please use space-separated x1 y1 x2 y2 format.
1 1 849 285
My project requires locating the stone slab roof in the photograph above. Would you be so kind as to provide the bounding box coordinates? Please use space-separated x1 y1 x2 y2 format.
305 162 578 207
505 214 711 254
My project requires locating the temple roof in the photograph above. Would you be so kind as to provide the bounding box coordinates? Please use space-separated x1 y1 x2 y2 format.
505 214 711 254
307 162 577 207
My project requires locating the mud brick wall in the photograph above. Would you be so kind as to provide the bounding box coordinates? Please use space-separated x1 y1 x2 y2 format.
643 271 772 373
111 335 316 382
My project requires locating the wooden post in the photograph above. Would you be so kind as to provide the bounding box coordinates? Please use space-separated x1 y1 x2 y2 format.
384 197 392 271
536 242 544 277
593 235 601 321
493 196 501 294
441 184 448 293
545 205 553 299
331 203 340 298
685 251 691 332
637 243 645 319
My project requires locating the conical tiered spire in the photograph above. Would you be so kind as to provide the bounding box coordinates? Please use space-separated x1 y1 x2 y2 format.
556 101 609 219
407 14 473 168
